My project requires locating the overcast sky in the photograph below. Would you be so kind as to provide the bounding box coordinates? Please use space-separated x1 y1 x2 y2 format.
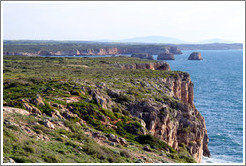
2 1 245 43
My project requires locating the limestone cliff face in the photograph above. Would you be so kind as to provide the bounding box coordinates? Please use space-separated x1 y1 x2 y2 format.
166 73 194 107
128 73 210 162
3 46 182 56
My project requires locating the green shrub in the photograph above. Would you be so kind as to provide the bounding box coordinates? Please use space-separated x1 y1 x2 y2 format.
115 94 132 104
23 145 35 153
100 108 117 120
37 101 54 116
42 154 60 163
135 134 176 153
120 149 131 158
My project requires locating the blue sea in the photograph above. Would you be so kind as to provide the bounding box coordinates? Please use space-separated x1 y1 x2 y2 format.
45 50 244 163
159 50 244 163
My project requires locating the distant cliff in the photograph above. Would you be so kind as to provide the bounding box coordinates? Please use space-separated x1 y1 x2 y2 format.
3 46 182 56
177 43 243 50
3 41 182 56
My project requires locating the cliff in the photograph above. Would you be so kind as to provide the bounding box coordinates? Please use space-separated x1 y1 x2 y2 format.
128 73 210 162
3 56 209 163
113 62 171 71
3 45 182 56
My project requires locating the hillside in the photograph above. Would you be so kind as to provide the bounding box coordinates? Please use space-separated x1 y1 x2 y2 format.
3 56 209 163
3 40 242 57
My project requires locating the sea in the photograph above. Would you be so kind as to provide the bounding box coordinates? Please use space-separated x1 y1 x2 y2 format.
159 50 244 163
44 49 244 163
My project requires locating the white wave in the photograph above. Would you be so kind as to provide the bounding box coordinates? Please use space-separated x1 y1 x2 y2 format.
202 155 235 163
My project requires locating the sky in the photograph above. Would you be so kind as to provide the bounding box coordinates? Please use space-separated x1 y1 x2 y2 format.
2 1 245 43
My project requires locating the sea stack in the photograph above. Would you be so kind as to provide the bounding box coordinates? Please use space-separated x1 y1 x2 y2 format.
188 52 203 60
157 53 175 60
131 53 154 60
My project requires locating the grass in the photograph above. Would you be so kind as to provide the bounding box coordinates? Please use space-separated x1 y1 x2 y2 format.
3 114 133 163
3 55 197 163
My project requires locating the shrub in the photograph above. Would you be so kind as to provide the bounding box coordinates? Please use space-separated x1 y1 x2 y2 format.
135 134 176 153
114 94 131 104
42 154 60 163
23 145 35 153
120 149 131 158
100 108 117 120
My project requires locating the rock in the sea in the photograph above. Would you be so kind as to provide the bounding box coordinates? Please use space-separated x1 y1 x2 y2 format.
188 52 203 60
131 53 154 60
157 53 175 60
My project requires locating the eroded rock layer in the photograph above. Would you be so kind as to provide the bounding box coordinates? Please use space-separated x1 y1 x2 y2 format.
127 73 210 162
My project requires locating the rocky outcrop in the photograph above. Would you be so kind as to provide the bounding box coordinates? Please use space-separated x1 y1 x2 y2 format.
38 51 51 56
170 47 182 54
128 72 210 162
3 46 182 56
157 53 175 60
43 119 55 129
166 72 194 107
3 106 30 116
23 103 42 115
33 94 45 107
114 62 171 71
77 48 119 56
188 52 203 60
131 53 154 60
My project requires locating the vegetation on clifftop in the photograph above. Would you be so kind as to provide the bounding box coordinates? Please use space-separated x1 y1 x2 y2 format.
3 56 195 163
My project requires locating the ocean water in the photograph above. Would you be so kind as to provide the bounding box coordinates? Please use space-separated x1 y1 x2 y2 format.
44 50 243 163
156 50 244 163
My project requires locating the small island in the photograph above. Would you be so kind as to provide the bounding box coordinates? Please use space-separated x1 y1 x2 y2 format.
188 52 203 60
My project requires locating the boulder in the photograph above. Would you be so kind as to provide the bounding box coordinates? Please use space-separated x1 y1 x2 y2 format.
119 137 128 146
23 103 42 115
107 89 120 98
188 52 203 60
23 103 33 111
131 53 154 60
135 159 145 163
33 94 45 107
143 145 152 152
43 120 55 129
32 106 42 115
108 133 117 141
3 157 16 163
62 111 78 119
157 53 175 60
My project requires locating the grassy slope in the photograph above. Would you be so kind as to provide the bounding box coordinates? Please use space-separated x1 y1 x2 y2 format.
3 56 195 163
